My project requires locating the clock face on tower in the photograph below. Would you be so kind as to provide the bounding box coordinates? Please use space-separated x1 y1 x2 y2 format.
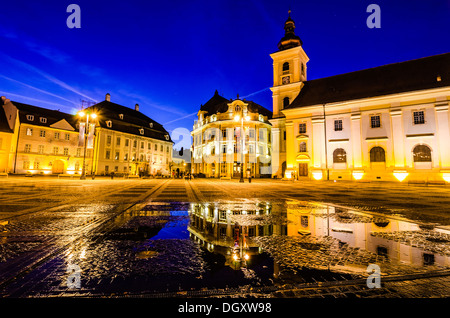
282 76 290 85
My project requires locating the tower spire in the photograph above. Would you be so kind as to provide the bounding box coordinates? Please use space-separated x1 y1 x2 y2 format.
277 10 302 51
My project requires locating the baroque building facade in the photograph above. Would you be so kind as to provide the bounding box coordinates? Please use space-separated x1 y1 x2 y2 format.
191 91 272 178
0 93 173 176
271 13 450 183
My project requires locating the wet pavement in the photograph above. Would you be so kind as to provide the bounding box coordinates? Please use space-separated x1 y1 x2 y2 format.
0 176 449 298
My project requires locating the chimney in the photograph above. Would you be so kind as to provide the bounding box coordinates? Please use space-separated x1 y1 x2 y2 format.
135 103 139 112
105 93 110 102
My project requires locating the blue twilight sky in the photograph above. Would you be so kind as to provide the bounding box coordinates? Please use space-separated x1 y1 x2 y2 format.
0 0 449 150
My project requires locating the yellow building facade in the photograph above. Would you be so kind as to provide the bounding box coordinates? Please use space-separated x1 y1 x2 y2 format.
271 14 450 183
1 97 91 175
0 93 173 176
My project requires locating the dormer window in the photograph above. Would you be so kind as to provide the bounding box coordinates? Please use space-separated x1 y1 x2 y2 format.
106 120 112 128
164 134 169 140
26 115 34 121
149 122 153 128
40 117 47 123
259 114 264 122
119 114 124 120
139 128 144 135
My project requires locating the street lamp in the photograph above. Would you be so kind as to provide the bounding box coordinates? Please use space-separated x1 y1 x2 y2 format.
77 110 97 180
234 107 250 183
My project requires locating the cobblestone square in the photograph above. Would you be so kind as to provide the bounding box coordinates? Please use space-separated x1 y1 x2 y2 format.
0 176 449 298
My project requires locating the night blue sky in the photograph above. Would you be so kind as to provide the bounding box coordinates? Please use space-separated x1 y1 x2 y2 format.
1 0 449 150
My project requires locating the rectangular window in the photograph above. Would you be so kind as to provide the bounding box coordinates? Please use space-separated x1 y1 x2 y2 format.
76 148 81 157
38 145 44 154
105 150 111 159
160 144 163 152
106 135 112 146
116 137 121 146
154 144 157 151
26 128 33 136
334 119 343 131
105 165 109 173
24 144 31 152
133 140 137 148
222 144 227 154
34 161 40 169
125 139 129 147
53 147 59 155
141 141 144 149
115 151 120 160
370 115 381 128
54 132 60 139
413 111 425 125
23 161 30 169
40 130 46 137
148 142 151 149
298 123 306 134
65 133 70 141
63 148 69 156
124 153 128 161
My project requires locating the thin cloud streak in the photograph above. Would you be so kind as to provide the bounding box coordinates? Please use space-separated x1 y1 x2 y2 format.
163 111 198 125
240 87 271 99
0 75 79 106
0 90 76 113
1 53 97 102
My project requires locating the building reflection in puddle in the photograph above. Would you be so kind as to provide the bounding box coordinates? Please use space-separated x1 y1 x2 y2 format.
188 200 450 275
188 201 286 271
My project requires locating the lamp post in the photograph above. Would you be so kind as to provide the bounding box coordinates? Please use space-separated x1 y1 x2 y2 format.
234 107 250 183
77 110 97 180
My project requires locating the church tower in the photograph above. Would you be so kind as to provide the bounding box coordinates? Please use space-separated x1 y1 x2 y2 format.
270 11 309 178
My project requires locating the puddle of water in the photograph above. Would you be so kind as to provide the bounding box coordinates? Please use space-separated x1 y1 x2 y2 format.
54 199 450 295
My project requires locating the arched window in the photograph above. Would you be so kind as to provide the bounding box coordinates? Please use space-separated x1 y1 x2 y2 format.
413 145 431 162
370 146 385 162
299 142 307 152
333 148 347 163
282 62 289 72
283 97 290 108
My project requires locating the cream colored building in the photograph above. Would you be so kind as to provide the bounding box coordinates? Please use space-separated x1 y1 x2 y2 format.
0 93 173 177
1 97 91 175
271 13 450 183
86 94 173 176
191 91 272 178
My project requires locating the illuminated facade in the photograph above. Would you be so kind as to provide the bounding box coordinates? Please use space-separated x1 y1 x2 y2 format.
86 94 173 176
271 13 450 182
1 97 91 175
191 91 272 178
0 93 173 176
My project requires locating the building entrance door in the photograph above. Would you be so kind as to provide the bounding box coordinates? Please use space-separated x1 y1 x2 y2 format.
52 160 65 174
233 162 241 178
298 163 308 177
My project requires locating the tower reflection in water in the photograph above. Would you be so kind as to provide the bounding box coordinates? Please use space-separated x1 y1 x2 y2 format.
188 200 450 276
